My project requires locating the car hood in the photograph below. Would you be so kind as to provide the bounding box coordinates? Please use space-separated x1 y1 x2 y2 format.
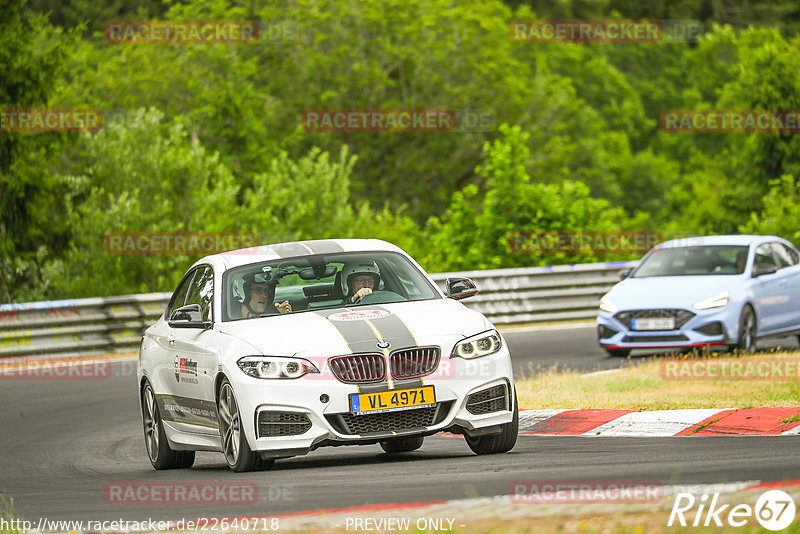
218 298 489 356
606 276 741 309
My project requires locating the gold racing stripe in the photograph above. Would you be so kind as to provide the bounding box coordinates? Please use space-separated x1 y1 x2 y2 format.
364 319 394 390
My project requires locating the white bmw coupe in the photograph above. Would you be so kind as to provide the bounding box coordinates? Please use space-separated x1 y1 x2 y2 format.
138 239 517 471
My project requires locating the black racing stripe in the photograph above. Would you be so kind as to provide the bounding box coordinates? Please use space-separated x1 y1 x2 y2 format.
317 308 390 391
391 379 424 390
359 379 423 394
303 239 344 254
367 306 417 350
357 382 392 394
156 394 219 428
327 317 383 353
271 243 312 258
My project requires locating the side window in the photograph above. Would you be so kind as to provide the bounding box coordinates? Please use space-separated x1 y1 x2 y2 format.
753 243 777 273
165 270 196 318
772 243 798 267
185 266 214 321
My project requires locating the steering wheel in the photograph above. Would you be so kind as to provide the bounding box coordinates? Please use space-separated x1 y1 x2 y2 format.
357 290 407 304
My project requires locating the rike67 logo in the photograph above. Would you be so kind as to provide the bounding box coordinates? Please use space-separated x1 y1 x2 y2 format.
669 490 796 531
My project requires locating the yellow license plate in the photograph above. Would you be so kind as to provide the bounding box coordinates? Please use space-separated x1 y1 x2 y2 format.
349 386 435 415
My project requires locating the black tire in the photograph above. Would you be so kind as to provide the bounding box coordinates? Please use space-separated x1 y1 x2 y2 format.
216 378 274 472
737 305 757 354
141 382 195 470
605 348 630 358
380 436 424 453
465 392 518 455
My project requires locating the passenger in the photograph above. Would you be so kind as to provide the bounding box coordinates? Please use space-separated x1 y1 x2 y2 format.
239 273 291 318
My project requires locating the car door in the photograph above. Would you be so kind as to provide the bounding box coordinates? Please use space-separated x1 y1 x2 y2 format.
769 242 800 331
165 265 220 434
750 243 784 334
146 267 196 396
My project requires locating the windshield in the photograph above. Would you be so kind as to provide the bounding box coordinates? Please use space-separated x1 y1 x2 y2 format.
223 251 440 321
633 245 749 277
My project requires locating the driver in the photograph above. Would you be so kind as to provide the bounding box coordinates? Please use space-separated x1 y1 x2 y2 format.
341 261 381 304
239 273 291 318
736 250 748 273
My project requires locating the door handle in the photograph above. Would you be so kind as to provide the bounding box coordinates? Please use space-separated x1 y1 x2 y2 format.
168 334 175 344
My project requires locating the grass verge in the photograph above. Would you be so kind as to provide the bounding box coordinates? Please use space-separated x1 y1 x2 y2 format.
0 495 21 534
515 350 800 410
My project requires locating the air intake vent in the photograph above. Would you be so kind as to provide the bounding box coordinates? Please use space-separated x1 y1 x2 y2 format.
326 401 453 436
257 411 312 437
390 347 440 379
466 384 509 415
615 309 695 330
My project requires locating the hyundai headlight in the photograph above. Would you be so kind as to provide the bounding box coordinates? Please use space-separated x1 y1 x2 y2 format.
599 295 618 313
237 356 319 379
451 330 503 359
693 291 730 310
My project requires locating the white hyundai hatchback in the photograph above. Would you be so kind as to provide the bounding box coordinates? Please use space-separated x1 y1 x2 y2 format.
138 239 517 471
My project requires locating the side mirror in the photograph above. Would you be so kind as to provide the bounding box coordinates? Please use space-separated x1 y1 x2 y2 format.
169 304 210 329
618 267 634 280
753 264 778 277
445 277 478 300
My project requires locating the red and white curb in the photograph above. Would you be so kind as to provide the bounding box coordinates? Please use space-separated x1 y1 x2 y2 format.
518 408 800 436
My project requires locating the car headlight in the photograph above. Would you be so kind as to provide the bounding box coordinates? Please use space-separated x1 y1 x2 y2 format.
451 330 503 359
693 291 730 310
599 295 618 313
237 356 319 379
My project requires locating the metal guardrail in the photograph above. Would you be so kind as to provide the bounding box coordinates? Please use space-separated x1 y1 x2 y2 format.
0 261 637 358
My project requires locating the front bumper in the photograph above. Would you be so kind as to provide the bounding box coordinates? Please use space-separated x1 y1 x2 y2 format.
597 306 738 351
228 348 516 454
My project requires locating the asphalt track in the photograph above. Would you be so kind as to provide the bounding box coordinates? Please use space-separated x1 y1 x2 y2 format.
1 325 799 524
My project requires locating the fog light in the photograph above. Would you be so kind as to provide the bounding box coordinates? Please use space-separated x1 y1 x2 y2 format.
598 325 618 339
694 322 723 336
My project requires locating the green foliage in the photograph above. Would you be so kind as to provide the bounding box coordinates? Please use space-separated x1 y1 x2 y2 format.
239 146 358 243
50 108 241 297
0 0 78 302
740 175 800 242
6 0 800 302
422 125 630 272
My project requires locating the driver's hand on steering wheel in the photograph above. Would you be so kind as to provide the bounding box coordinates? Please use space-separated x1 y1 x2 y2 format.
351 287 372 303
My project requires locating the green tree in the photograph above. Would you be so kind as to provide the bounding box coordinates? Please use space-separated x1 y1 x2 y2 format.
49 108 241 297
740 175 800 243
0 0 78 302
423 124 630 272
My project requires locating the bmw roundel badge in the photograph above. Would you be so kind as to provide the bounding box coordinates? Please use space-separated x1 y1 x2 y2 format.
377 341 391 349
